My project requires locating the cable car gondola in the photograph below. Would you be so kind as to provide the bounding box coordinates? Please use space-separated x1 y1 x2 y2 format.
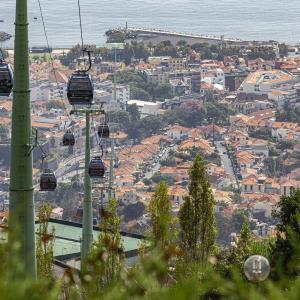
0 62 13 97
40 169 57 191
114 159 120 168
97 123 110 138
88 156 105 178
67 72 94 105
62 130 75 146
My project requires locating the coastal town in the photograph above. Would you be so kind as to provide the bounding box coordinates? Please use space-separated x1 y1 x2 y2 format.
1 35 300 246
3 0 300 293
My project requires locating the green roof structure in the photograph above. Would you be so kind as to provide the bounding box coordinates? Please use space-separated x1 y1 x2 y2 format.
0 218 144 269
46 219 143 262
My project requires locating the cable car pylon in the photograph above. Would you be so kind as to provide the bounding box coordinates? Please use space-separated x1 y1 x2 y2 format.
8 0 36 278
70 106 105 268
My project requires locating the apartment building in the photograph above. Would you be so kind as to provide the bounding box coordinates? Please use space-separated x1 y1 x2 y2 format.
239 70 295 95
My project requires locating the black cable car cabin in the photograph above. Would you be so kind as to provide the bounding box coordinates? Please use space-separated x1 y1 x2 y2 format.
88 156 105 178
67 73 94 105
98 123 110 138
40 169 57 191
62 130 75 146
0 63 13 97
114 159 120 168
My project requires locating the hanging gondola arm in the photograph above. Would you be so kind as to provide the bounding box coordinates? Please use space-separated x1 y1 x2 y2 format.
26 128 38 156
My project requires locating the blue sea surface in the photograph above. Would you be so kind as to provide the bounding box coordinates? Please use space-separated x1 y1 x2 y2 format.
0 0 299 47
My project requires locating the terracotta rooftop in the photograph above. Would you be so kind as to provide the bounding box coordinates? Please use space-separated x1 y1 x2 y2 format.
242 175 258 185
179 138 211 153
243 70 294 85
0 100 12 112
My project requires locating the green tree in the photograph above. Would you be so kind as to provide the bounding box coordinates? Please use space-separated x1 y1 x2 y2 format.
179 154 217 262
45 100 65 110
151 172 174 186
271 190 300 278
276 104 300 123
149 181 175 249
237 219 251 257
143 178 152 186
113 70 146 89
278 43 289 57
154 40 177 57
232 192 243 204
107 31 126 43
204 102 235 125
160 156 177 167
127 103 141 121
121 41 150 64
153 83 173 99
127 115 167 140
107 110 130 128
85 198 124 291
264 156 285 177
232 210 247 233
177 40 187 47
98 198 124 285
36 204 55 281
130 86 150 100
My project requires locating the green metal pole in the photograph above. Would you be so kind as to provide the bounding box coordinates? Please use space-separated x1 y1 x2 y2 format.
108 136 115 200
81 111 93 267
8 0 36 278
107 47 117 200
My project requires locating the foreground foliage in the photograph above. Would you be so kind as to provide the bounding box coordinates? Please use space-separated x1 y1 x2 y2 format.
1 162 299 299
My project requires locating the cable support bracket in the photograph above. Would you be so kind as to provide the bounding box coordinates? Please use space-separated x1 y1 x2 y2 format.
10 187 34 192
26 128 38 156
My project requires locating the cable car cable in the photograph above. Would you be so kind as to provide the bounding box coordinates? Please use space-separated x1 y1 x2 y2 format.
76 0 93 72
76 0 85 55
37 0 73 123
37 144 57 191
91 115 103 156
37 0 79 169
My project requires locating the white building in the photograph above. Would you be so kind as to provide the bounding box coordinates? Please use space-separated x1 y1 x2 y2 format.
31 82 67 102
166 125 189 140
268 86 298 108
148 56 171 66
95 81 130 110
143 67 169 85
94 89 112 106
116 84 130 109
127 100 162 117
239 70 295 95
201 68 225 88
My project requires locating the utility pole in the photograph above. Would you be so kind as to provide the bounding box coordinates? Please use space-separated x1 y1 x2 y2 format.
82 111 92 261
105 43 124 201
212 117 215 147
70 106 104 270
9 0 36 278
108 133 115 200
108 47 117 201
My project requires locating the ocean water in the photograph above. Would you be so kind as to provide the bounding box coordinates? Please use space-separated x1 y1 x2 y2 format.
1 0 300 48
